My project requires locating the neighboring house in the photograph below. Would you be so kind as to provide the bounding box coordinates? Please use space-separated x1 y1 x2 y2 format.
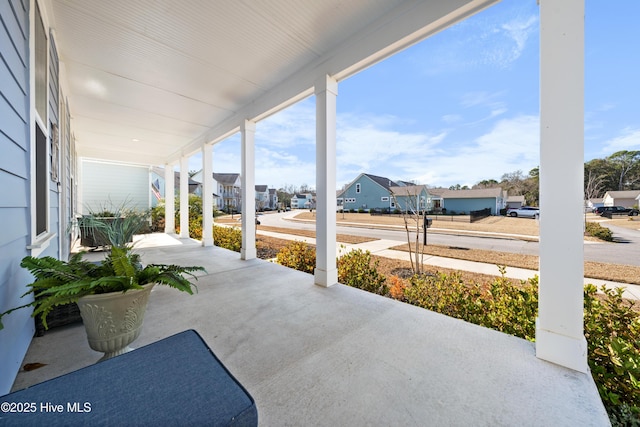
291 193 315 209
268 188 278 210
339 173 399 211
505 195 526 209
602 190 640 208
212 173 242 212
151 167 200 206
389 185 432 213
586 198 604 212
255 185 269 211
426 188 446 212
338 173 435 212
441 188 505 215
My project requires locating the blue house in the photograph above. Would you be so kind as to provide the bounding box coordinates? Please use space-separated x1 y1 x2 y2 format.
389 185 432 213
441 188 506 215
338 174 434 213
338 174 399 211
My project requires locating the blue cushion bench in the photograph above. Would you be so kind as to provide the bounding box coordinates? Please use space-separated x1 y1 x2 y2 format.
0 330 257 426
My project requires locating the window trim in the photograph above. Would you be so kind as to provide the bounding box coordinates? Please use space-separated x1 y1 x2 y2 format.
28 0 54 255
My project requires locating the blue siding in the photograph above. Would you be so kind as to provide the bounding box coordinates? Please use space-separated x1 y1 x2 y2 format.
342 175 390 211
0 0 32 395
0 132 28 179
444 198 497 214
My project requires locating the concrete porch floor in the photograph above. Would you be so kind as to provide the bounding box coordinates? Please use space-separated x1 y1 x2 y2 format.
11 237 609 426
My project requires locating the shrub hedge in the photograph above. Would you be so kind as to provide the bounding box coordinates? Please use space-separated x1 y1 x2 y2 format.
213 225 242 252
585 221 614 241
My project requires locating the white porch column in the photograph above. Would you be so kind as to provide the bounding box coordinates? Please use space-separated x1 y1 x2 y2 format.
536 0 587 373
314 75 338 287
241 120 256 260
179 156 190 239
164 163 175 234
202 144 214 246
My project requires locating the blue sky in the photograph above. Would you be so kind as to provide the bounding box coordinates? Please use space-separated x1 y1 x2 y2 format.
190 0 640 191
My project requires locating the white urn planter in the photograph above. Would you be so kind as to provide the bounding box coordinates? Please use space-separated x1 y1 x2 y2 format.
77 283 155 362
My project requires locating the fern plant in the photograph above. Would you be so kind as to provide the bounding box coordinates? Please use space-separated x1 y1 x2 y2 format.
0 237 205 331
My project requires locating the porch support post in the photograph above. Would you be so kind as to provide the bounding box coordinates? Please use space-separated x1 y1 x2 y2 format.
164 163 175 234
179 156 190 239
202 144 214 246
536 0 587 373
241 120 256 260
314 75 338 287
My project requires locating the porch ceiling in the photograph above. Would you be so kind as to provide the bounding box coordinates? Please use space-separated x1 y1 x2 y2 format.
46 0 498 166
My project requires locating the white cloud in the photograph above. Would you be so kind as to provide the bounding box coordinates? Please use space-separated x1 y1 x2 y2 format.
200 101 538 191
601 128 640 154
410 115 540 187
256 101 315 148
442 114 462 124
418 4 538 74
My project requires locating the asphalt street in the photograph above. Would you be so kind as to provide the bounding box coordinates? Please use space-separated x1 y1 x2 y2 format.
257 211 640 267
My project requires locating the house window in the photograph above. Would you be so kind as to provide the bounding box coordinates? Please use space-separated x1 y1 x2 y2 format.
356 183 361 193
390 201 396 209
35 124 48 235
381 196 389 202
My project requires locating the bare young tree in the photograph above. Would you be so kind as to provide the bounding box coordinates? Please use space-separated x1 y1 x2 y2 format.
584 168 604 201
390 186 427 276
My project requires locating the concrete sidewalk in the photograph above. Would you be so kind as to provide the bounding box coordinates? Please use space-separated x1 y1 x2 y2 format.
257 229 640 301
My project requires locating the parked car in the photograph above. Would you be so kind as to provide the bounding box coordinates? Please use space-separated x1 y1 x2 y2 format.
506 206 540 218
598 206 639 216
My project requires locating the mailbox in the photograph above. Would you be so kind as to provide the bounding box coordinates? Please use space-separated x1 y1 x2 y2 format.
423 217 432 229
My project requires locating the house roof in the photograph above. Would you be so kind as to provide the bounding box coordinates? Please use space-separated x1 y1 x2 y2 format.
426 188 447 197
442 188 503 199
363 174 399 190
45 1 495 166
604 190 640 199
255 185 268 192
388 185 428 197
213 173 240 185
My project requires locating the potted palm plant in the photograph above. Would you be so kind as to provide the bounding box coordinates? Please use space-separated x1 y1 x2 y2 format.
0 210 205 361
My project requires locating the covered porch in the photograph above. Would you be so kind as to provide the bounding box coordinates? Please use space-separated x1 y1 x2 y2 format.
12 240 608 425
0 0 607 422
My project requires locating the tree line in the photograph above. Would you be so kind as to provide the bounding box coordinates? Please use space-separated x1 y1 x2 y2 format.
584 150 640 199
448 150 640 206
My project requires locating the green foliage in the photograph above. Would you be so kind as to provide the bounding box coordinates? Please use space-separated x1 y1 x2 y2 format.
585 222 614 241
151 202 165 231
337 248 387 295
213 226 242 252
584 284 640 421
189 216 203 240
78 203 150 248
0 221 205 330
275 241 316 274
